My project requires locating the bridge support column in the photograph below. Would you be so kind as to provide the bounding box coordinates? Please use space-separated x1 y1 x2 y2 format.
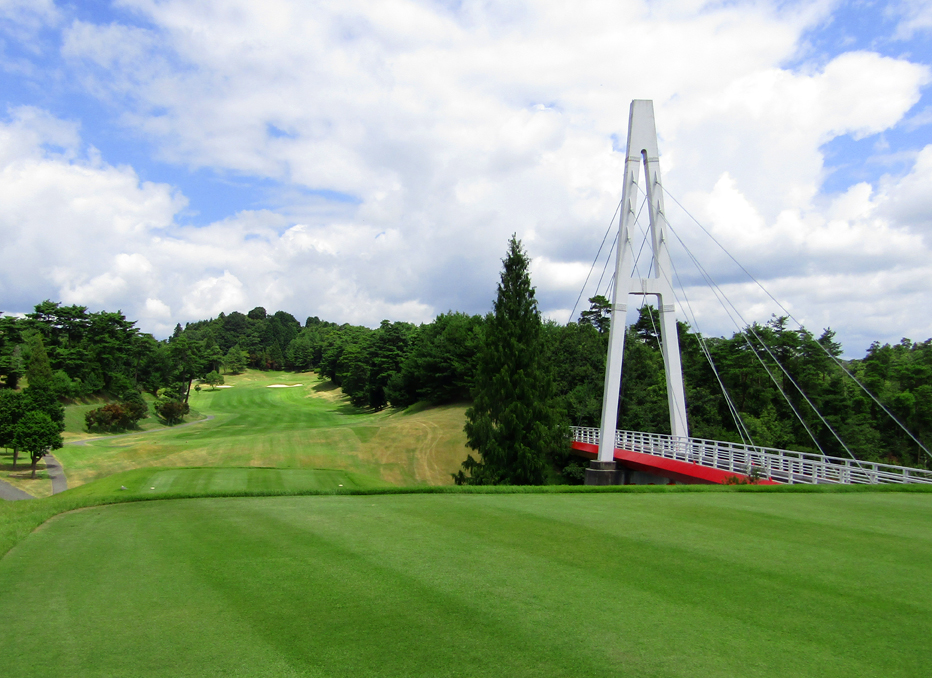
585 460 625 485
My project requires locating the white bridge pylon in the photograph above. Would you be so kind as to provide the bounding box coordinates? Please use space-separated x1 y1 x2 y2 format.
597 100 688 463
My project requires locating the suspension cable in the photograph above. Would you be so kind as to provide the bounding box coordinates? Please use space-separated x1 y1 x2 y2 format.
665 219 866 462
568 197 622 322
600 195 648 301
666 255 757 447
628 178 833 456
593 231 618 298
630 215 690 441
600 272 616 301
628 185 761 449
667 237 828 455
661 185 932 461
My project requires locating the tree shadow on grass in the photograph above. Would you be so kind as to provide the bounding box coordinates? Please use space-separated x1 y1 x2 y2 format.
312 381 340 393
5 470 49 481
333 401 374 417
0 451 41 474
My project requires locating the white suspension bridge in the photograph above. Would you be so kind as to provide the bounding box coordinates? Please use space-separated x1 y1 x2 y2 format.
573 100 932 486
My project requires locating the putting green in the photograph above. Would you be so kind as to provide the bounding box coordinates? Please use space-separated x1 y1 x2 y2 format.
1 492 929 677
54 371 471 489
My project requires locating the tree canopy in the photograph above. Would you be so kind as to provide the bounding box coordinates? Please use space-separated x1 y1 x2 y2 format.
3 276 932 476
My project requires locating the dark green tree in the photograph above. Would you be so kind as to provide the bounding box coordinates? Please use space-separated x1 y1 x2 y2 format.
579 295 611 334
0 314 24 388
223 345 248 374
0 389 29 468
365 320 415 410
457 235 567 485
167 335 206 402
389 313 484 408
23 331 54 389
202 371 224 390
551 319 606 427
14 410 62 478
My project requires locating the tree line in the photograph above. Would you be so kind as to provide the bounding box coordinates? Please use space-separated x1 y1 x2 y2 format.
2 243 931 482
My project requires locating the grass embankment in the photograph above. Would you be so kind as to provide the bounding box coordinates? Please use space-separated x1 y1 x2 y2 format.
1 489 930 677
52 370 471 491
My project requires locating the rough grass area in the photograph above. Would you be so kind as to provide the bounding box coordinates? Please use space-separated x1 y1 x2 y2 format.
1 490 929 677
56 370 471 488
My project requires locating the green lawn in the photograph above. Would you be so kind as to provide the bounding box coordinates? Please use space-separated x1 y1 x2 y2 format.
53 370 471 490
68 466 391 497
1 491 929 677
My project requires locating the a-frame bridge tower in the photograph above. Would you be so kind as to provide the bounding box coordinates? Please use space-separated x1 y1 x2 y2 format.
587 100 688 484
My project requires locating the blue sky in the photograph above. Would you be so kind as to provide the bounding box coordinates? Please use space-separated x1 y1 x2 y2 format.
1 0 931 355
800 1 932 192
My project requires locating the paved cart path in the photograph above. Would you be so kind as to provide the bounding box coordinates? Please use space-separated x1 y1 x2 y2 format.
0 477 34 501
45 454 67 494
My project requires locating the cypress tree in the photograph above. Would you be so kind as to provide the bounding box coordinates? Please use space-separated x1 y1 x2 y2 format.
24 332 53 389
457 235 567 485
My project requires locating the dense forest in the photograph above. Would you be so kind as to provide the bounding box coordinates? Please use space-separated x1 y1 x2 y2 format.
1 290 930 473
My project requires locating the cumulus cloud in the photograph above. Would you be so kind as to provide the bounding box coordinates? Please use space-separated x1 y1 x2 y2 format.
0 107 182 307
0 0 929 355
0 108 440 333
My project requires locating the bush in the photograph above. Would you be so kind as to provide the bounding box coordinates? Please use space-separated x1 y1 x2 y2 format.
155 399 189 425
85 404 126 431
121 393 149 425
84 394 149 432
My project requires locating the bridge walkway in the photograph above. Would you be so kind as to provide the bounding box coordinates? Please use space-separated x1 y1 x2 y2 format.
571 427 932 485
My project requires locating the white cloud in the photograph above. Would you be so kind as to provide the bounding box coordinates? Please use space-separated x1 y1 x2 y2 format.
0 0 59 30
0 0 928 354
892 0 932 39
143 297 172 319
880 144 932 236
180 271 247 319
0 106 443 331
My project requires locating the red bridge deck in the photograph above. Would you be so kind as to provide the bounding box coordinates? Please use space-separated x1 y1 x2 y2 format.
571 441 779 485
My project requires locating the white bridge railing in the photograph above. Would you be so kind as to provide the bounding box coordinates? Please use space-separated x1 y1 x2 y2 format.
571 427 932 485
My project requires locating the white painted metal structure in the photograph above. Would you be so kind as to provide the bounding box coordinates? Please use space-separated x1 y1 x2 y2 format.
575 427 932 485
598 100 688 463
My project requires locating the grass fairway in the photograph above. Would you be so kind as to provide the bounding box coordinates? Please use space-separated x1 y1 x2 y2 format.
68 466 391 498
54 370 471 490
1 491 930 677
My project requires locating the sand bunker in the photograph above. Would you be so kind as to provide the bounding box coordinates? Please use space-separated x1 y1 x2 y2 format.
267 384 302 388
215 385 233 388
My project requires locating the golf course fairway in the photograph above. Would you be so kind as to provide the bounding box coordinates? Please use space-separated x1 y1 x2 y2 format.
52 370 471 490
1 491 929 677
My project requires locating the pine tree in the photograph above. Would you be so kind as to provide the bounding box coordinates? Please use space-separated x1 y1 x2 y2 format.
457 235 567 485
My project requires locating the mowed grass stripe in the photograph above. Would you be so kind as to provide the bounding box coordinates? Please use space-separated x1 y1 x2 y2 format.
1 492 929 677
129 468 387 495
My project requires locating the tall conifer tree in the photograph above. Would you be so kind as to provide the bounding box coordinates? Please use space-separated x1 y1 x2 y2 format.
458 235 566 484
23 332 53 389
